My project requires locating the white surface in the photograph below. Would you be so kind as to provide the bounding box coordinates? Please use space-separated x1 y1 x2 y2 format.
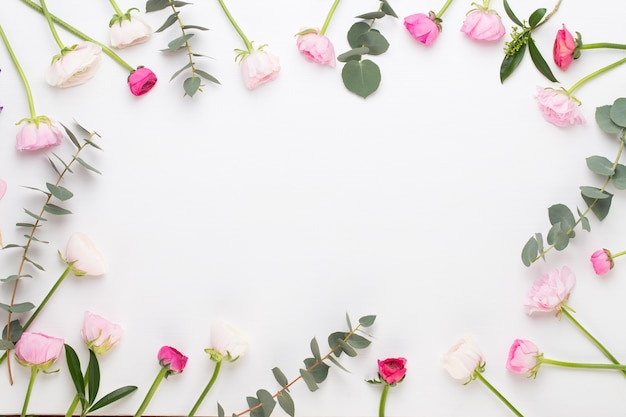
2 0 626 416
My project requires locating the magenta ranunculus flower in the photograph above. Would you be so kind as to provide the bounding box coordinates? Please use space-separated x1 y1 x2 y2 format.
590 249 614 275
377 357 407 385
524 266 576 315
460 4 505 41
404 12 441 46
45 42 102 88
506 339 540 377
128 67 157 96
16 117 64 151
81 311 123 355
158 346 188 375
553 24 579 71
240 50 281 90
14 332 64 371
441 336 483 383
535 87 585 127
296 31 336 67
64 232 107 277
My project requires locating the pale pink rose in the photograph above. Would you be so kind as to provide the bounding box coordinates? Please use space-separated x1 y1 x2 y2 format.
45 42 102 88
404 13 440 46
65 232 106 277
553 24 577 70
296 31 336 67
535 87 585 127
240 50 281 90
378 357 407 384
16 118 64 151
158 345 188 374
81 311 123 355
14 332 64 370
590 249 613 275
524 266 576 315
506 339 540 376
0 179 6 200
208 320 248 362
441 336 483 383
460 7 505 41
128 67 157 96
110 15 153 49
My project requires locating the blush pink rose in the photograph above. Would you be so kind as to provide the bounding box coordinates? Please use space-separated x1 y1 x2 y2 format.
65 232 107 277
535 87 585 127
14 332 64 371
590 249 613 275
158 345 188 374
553 24 577 70
441 336 483 383
240 50 281 90
296 31 336 67
0 179 6 200
16 118 64 151
506 339 540 376
128 67 157 96
524 266 576 315
81 311 123 355
404 12 440 46
45 42 102 88
378 357 407 384
460 7 505 41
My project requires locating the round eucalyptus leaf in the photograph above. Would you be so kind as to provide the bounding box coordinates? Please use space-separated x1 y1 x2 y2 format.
609 98 626 127
341 60 381 98
595 105 622 134
357 31 389 56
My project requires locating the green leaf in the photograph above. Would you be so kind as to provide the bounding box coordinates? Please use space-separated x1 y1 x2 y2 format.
76 157 102 175
24 234 49 244
341 59 381 98
500 42 527 83
156 12 180 33
359 315 376 327
577 207 591 232
582 192 613 220
336 47 370 62
299 369 319 392
184 76 202 97
345 313 353 330
580 186 611 199
217 403 225 417
595 105 623 134
328 331 348 356
381 0 398 18
47 156 61 176
182 24 209 31
612 164 626 189
24 209 46 221
326 354 350 372
256 389 276 417
0 302 35 314
586 155 615 176
0 340 14 350
546 222 570 251
303 358 330 383
46 183 74 201
2 320 23 343
336 339 357 357
16 222 37 228
87 350 100 405
276 390 295 417
548 204 576 233
310 338 322 362
52 153 74 173
44 203 72 215
1 274 32 283
503 0 524 26
170 62 193 81
521 236 539 266
61 123 81 148
355 11 386 20
528 8 547 28
24 256 45 270
358 31 389 55
194 69 220 85
65 344 86 410
167 34 194 51
610 98 626 127
246 396 261 417
272 367 289 389
347 22 371 48
528 37 557 82
146 0 171 12
88 386 137 413
346 333 371 349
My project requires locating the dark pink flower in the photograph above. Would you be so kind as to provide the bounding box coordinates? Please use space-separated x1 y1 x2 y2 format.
377 357 407 385
553 25 579 71
128 67 157 96
506 339 540 376
590 249 613 275
404 12 441 46
158 345 188 375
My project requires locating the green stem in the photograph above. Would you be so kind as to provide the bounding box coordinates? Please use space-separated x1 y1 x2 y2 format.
216 0 253 52
187 359 222 417
108 0 124 16
39 0 65 50
19 0 134 71
0 24 36 118
568 56 626 95
581 43 626 51
560 307 626 377
435 0 454 18
542 358 626 370
319 0 342 36
473 371 523 417
21 367 39 417
610 249 626 259
533 0 561 30
134 366 168 417
378 384 389 417
66 369 88 417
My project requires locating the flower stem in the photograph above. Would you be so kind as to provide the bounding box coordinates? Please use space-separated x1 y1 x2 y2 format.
134 366 168 417
19 0 135 72
581 43 626 51
435 0 454 18
610 249 626 260
39 0 66 50
473 371 523 417
23 266 71 331
0 24 36 118
216 0 253 52
108 0 124 16
187 359 222 417
21 368 39 417
560 307 626 377
319 0 342 36
542 358 626 370
567 56 626 95
533 0 561 30
378 383 389 417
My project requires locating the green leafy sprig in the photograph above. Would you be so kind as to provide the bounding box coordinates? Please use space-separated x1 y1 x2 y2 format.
521 98 626 266
0 124 102 383
500 0 561 83
145 0 220 97
218 314 376 417
337 1 397 98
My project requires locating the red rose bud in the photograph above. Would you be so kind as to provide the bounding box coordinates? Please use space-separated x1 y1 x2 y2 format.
128 66 157 96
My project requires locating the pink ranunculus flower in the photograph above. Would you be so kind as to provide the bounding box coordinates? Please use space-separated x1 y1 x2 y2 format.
524 266 576 315
553 24 579 71
128 67 158 96
207 320 248 362
64 232 106 277
535 87 585 127
110 14 153 49
240 49 281 90
16 116 64 151
404 12 441 46
296 30 336 67
158 346 188 375
441 336 483 383
81 311 123 355
590 249 613 275
14 332 64 371
45 42 102 88
0 179 6 200
378 357 407 385
506 339 541 377
460 4 506 41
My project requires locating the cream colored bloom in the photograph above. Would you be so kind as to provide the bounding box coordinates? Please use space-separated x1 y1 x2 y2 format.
65 232 106 277
110 15 153 49
45 42 102 88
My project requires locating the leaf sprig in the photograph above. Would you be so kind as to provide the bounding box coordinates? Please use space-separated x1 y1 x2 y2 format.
521 98 626 266
218 313 376 417
145 0 220 97
337 1 397 98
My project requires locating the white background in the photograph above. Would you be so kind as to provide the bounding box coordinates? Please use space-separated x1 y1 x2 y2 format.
2 0 626 416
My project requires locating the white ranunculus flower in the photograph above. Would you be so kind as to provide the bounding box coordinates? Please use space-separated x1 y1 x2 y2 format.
45 42 102 88
441 336 484 383
110 15 153 49
64 232 106 277
209 320 248 362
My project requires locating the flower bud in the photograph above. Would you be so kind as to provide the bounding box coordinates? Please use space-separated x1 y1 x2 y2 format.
64 232 106 277
15 332 64 371
81 311 122 354
158 346 188 375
